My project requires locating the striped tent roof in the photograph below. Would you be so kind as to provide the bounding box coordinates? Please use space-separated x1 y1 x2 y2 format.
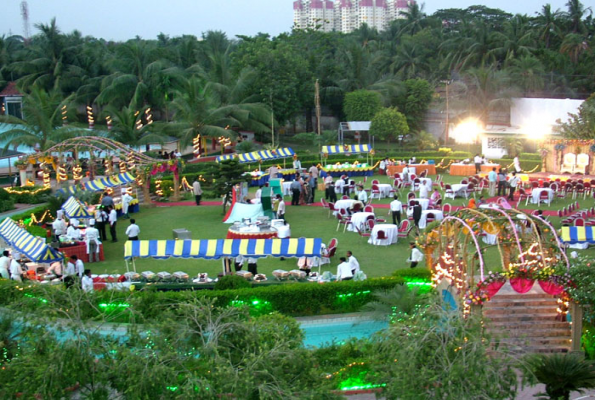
561 226 595 244
83 172 135 192
124 238 322 260
0 218 63 263
216 154 236 163
61 196 93 219
237 152 261 163
322 144 371 154
56 185 78 196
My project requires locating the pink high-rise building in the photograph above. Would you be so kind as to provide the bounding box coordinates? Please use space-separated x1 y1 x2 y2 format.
294 0 413 33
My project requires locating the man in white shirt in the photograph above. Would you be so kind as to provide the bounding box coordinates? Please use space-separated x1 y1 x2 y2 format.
174 150 182 159
474 154 482 174
308 164 319 183
108 206 118 242
324 175 336 202
121 192 133 219
67 255 85 279
85 220 101 263
66 221 82 241
334 179 344 198
9 257 22 281
276 194 286 221
246 257 258 275
347 251 360 275
126 219 140 241
402 165 410 182
357 185 368 203
388 195 403 225
0 250 10 279
336 257 353 281
192 177 203 206
419 183 429 199
488 167 498 197
253 186 262 204
52 217 67 240
513 156 522 173
508 172 520 201
293 157 302 171
95 206 108 241
81 269 94 292
46 261 64 278
407 242 424 268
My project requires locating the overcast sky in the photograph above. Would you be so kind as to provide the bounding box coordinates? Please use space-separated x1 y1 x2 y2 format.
0 0 570 41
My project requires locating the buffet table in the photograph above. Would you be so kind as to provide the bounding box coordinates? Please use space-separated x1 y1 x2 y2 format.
321 165 374 178
226 226 279 239
387 164 436 176
450 163 500 176
59 242 105 263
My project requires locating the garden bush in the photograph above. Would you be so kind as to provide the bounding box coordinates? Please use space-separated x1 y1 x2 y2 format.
214 275 252 290
1 187 52 204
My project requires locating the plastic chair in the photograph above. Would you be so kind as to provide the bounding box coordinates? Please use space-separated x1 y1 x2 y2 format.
575 218 585 227
372 179 379 185
335 212 351 232
371 184 381 200
397 220 411 238
364 205 374 213
444 184 454 199
327 202 336 218
320 198 329 209
442 203 452 214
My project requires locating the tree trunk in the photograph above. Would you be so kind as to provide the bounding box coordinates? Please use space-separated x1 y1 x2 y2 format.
143 174 152 207
305 108 313 133
172 173 180 201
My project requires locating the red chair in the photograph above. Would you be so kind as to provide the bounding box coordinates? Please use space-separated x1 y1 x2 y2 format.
366 219 376 231
355 225 371 238
352 202 363 213
336 212 351 232
461 179 469 184
436 174 442 183
328 202 336 218
371 184 381 200
432 198 442 209
444 184 454 199
397 220 411 238
465 183 475 199
364 205 374 213
539 190 552 205
442 203 452 214
372 179 379 185
376 230 387 241
531 181 539 188
342 195 350 200
574 184 585 199
426 212 436 223
517 188 530 205
407 192 415 201
320 198 329 209
575 218 585 227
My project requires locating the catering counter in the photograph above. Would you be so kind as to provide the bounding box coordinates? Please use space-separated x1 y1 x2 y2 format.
59 242 105 263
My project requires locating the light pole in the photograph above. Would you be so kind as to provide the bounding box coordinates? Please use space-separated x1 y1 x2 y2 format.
441 79 452 144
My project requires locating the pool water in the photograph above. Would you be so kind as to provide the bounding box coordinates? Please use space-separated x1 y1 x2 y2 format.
300 318 388 347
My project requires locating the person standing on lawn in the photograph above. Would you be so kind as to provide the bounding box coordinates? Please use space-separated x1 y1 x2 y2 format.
389 195 403 225
121 191 133 219
508 172 520 201
108 206 118 242
193 177 203 206
95 206 108 241
126 219 140 241
407 242 424 268
488 167 497 197
85 220 101 263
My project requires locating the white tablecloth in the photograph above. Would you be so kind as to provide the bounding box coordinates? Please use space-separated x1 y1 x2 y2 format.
368 224 398 246
400 173 416 181
482 232 498 245
450 184 468 198
334 199 355 213
420 178 432 191
418 210 444 229
377 184 392 198
282 182 292 196
348 212 375 232
531 188 554 204
412 198 430 210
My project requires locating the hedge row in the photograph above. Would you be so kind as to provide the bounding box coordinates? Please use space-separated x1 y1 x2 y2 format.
0 187 52 204
0 274 429 322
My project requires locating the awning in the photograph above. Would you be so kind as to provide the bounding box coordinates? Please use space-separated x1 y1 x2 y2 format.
61 196 93 219
83 172 135 191
124 238 323 260
561 226 595 244
216 154 235 163
238 152 261 163
0 218 63 263
322 145 371 154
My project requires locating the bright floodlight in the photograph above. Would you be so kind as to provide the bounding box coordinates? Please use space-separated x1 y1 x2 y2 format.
522 121 552 140
452 119 482 144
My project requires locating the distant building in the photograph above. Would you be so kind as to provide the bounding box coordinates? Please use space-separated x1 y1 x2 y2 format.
294 0 415 33
0 82 23 119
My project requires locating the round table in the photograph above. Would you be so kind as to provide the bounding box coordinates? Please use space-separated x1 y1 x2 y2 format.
418 210 444 229
368 224 398 246
226 227 278 239
449 184 468 198
334 199 355 214
377 184 392 198
348 212 375 232
412 198 430 210
531 188 554 204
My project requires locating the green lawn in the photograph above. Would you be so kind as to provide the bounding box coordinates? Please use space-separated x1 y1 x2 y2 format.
88 172 595 279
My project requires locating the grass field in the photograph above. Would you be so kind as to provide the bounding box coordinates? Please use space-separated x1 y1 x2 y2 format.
87 172 595 279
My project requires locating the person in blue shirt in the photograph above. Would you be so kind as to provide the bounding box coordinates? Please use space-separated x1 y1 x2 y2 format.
488 167 498 197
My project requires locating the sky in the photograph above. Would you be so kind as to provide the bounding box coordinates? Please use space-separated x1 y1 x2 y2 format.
0 0 571 41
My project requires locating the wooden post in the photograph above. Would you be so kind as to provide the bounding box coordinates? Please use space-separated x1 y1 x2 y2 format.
570 302 584 354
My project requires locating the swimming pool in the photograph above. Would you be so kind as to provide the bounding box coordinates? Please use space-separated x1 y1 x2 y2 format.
300 317 388 347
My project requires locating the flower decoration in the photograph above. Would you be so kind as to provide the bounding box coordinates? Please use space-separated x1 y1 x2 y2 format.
464 290 489 306
476 271 507 289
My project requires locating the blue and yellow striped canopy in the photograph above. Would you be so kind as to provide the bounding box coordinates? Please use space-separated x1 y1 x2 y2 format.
322 145 371 154
237 152 261 163
83 172 135 192
124 238 322 260
561 226 595 244
0 218 63 263
62 196 93 219
216 154 235 163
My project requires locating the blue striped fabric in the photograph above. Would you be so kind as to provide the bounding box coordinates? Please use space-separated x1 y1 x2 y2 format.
322 145 371 154
0 218 64 262
82 172 136 192
561 226 595 244
124 238 323 260
61 196 93 219
216 154 235 163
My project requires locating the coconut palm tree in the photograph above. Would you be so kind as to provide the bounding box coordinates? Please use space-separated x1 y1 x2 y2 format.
102 105 164 147
508 56 545 95
565 0 591 33
534 4 563 49
560 33 590 63
0 88 79 151
165 76 271 148
489 15 536 64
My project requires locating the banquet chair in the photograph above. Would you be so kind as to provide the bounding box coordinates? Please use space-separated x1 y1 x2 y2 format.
371 184 381 200
436 174 442 183
413 178 421 191
366 219 376 232
348 180 356 194
351 202 363 213
432 198 442 209
576 153 590 174
420 170 427 178
375 230 388 245
407 192 416 201
543 181 550 188
327 202 336 218
335 212 351 232
464 183 475 199
442 203 452 214
531 181 539 189
355 225 371 238
372 179 380 185
444 184 454 199
342 195 350 200
574 218 585 227
320 198 329 209
461 179 469 184
426 212 436 223
397 220 411 238
517 188 530 205
364 205 374 213
394 173 400 179
561 153 577 174
320 239 338 266
539 190 552 205
574 184 585 200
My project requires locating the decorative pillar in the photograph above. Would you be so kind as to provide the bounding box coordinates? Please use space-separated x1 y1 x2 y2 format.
142 174 152 207
570 302 584 354
502 244 511 269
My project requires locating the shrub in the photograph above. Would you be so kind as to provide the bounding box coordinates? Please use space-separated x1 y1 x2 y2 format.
214 275 252 290
25 224 49 239
0 199 15 213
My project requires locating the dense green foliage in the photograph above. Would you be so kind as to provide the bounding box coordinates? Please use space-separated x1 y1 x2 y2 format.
0 186 51 204
369 107 409 143
343 90 382 122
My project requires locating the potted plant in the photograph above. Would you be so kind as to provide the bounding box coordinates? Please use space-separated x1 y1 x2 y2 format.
506 266 535 294
476 271 507 298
